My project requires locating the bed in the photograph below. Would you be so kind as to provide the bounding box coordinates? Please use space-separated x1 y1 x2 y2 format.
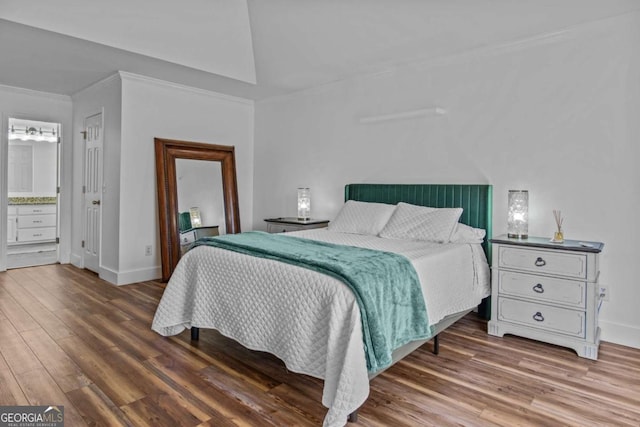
152 183 492 426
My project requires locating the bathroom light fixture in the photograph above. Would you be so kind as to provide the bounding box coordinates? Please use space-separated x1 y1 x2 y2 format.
297 188 311 220
507 190 528 239
8 125 58 143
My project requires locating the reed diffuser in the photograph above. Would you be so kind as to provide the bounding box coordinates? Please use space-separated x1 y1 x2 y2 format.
552 210 564 243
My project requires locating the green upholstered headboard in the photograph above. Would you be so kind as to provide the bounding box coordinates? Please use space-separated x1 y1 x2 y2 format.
178 212 192 233
344 184 493 262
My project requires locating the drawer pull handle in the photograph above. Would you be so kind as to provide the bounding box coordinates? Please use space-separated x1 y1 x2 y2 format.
534 257 546 267
533 312 545 322
532 283 544 293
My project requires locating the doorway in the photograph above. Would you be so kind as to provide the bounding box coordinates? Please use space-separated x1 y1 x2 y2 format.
7 117 60 269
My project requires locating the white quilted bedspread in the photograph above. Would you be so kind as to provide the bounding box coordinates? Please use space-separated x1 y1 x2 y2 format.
151 229 490 426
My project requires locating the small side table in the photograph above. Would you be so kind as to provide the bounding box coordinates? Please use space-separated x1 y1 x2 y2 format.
180 226 219 254
488 235 604 359
264 217 329 233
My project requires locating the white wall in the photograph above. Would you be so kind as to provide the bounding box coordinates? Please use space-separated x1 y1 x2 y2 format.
70 72 253 286
0 85 73 268
176 159 226 234
71 74 123 276
118 72 254 284
253 12 640 348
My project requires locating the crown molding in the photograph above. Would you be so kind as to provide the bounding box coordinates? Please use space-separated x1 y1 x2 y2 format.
261 11 640 105
118 71 253 106
71 72 122 98
0 83 71 102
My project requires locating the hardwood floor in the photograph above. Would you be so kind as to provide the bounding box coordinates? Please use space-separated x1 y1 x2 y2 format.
1 264 639 426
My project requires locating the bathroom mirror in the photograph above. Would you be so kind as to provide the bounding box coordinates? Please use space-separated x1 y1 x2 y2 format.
155 138 240 281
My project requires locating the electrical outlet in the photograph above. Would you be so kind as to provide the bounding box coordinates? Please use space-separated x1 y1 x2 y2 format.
599 285 609 301
145 245 152 256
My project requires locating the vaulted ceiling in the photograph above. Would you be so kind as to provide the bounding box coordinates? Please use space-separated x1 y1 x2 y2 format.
1 0 639 100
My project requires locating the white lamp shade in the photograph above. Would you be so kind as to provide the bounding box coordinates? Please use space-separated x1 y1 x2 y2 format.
297 188 311 220
189 207 202 228
507 190 528 239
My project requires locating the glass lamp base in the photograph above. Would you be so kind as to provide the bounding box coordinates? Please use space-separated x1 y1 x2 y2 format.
508 233 528 239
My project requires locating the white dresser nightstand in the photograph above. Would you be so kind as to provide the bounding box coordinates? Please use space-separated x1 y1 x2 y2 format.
264 217 329 233
180 225 219 254
488 235 604 360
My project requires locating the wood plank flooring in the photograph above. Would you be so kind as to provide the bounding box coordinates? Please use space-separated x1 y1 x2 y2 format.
1 264 639 426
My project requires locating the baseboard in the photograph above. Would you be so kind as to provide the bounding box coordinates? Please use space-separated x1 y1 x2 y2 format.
58 250 71 264
99 266 119 284
99 265 162 286
7 251 58 269
70 253 83 268
600 319 640 349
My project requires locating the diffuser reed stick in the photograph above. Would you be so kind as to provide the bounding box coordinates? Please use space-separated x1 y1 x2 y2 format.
553 210 564 242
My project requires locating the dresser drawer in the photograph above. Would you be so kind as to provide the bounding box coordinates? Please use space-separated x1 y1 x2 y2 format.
180 230 196 245
497 270 586 308
18 214 56 228
497 297 586 338
18 227 56 242
498 246 587 279
17 205 56 215
180 226 219 245
267 223 304 233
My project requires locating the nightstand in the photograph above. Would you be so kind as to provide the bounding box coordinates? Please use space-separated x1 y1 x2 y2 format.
487 235 604 360
180 226 219 254
264 217 329 233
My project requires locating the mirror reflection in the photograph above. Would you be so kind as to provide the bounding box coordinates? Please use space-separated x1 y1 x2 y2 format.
176 159 224 253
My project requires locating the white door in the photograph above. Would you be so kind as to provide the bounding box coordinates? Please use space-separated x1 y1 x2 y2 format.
83 113 103 273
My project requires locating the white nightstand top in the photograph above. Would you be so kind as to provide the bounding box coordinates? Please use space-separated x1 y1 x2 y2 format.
491 235 604 253
264 217 329 226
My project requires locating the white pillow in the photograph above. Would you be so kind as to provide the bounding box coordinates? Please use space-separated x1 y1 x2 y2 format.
328 200 396 236
379 202 463 243
450 223 486 244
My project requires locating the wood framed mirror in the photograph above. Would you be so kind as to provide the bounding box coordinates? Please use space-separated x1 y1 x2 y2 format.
155 138 241 281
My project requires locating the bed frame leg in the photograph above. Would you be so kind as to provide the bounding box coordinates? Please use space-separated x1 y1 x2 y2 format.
191 327 200 341
433 334 439 355
348 411 358 423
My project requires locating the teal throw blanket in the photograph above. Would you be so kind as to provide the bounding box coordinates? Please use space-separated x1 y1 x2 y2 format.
192 231 432 372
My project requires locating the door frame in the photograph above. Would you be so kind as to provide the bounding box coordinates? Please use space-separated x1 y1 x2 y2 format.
1 112 63 272
0 113 9 271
